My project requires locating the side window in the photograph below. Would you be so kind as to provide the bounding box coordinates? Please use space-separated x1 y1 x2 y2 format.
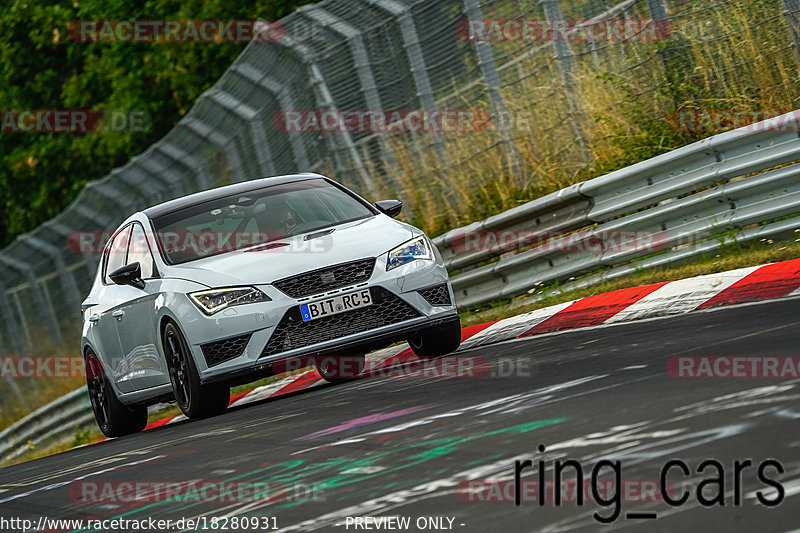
104 225 132 284
127 224 155 279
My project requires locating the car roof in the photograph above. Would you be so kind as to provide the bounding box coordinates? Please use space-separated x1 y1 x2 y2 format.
142 173 327 219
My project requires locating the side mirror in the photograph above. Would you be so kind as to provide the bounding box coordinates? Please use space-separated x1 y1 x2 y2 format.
109 262 145 290
375 199 403 218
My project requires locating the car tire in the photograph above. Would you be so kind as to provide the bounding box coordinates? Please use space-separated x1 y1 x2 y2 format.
163 321 230 419
84 349 148 438
409 318 462 358
315 354 366 383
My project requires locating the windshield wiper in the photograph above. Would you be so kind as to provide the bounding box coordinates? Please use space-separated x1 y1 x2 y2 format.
304 228 336 241
244 241 290 252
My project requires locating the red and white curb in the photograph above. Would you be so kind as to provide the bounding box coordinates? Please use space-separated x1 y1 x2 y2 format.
142 257 800 431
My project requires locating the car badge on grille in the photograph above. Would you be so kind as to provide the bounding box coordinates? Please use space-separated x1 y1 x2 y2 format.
320 272 336 284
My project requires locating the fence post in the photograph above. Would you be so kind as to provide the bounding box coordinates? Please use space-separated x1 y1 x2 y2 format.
231 63 312 171
782 0 800 70
155 143 214 191
0 281 25 355
180 116 246 185
206 88 277 178
0 255 62 346
277 34 378 196
18 236 82 318
645 0 673 79
540 0 591 163
463 0 525 188
362 0 452 187
300 6 399 184
45 220 97 283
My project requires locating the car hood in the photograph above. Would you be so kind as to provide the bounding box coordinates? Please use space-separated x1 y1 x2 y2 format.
163 215 417 287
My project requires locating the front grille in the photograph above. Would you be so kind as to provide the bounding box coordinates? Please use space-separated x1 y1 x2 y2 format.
260 286 421 357
418 284 452 307
272 258 376 298
201 333 252 367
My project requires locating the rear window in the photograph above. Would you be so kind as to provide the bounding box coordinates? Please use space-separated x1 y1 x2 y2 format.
150 179 375 265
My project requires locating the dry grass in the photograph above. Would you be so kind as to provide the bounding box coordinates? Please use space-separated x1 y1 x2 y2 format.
3 0 799 458
367 0 800 237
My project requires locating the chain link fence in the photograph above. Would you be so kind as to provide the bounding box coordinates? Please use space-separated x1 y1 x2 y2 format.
1 0 798 410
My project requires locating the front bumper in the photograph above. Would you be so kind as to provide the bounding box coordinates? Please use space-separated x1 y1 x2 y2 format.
178 256 459 385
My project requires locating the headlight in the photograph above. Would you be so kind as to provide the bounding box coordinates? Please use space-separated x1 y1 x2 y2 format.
386 236 432 271
189 286 271 315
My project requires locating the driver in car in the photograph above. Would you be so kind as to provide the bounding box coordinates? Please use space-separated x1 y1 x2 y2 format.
276 205 298 235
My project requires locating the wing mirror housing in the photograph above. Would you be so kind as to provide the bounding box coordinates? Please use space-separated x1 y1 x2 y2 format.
375 199 403 218
109 262 145 290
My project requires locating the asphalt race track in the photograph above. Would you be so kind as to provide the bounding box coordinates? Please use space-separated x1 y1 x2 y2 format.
1 298 799 533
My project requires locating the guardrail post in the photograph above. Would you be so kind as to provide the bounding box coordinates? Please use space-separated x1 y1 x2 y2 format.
540 0 592 164
462 0 525 188
782 0 800 70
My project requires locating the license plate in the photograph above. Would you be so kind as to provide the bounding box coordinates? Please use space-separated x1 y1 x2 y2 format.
300 288 372 322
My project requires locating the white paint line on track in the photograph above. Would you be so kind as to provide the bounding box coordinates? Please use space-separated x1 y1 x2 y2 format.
606 265 759 323
0 455 166 504
228 374 303 407
460 300 575 350
364 345 410 372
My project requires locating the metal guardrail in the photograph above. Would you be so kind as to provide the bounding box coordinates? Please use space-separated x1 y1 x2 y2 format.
0 386 93 463
3 0 799 360
434 110 800 308
4 110 799 462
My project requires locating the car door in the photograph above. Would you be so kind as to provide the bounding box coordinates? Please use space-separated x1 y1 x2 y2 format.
113 222 170 393
89 227 131 375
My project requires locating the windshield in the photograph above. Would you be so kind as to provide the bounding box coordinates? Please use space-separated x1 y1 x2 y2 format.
150 178 375 265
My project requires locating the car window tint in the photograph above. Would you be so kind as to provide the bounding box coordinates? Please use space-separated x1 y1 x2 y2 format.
151 179 374 265
104 225 132 284
127 224 155 279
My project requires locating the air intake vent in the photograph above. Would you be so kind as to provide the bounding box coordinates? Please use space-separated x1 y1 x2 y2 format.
260 287 420 357
201 333 252 367
272 258 376 298
418 284 452 307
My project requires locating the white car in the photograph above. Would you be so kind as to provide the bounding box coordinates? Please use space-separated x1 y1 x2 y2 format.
81 173 460 437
